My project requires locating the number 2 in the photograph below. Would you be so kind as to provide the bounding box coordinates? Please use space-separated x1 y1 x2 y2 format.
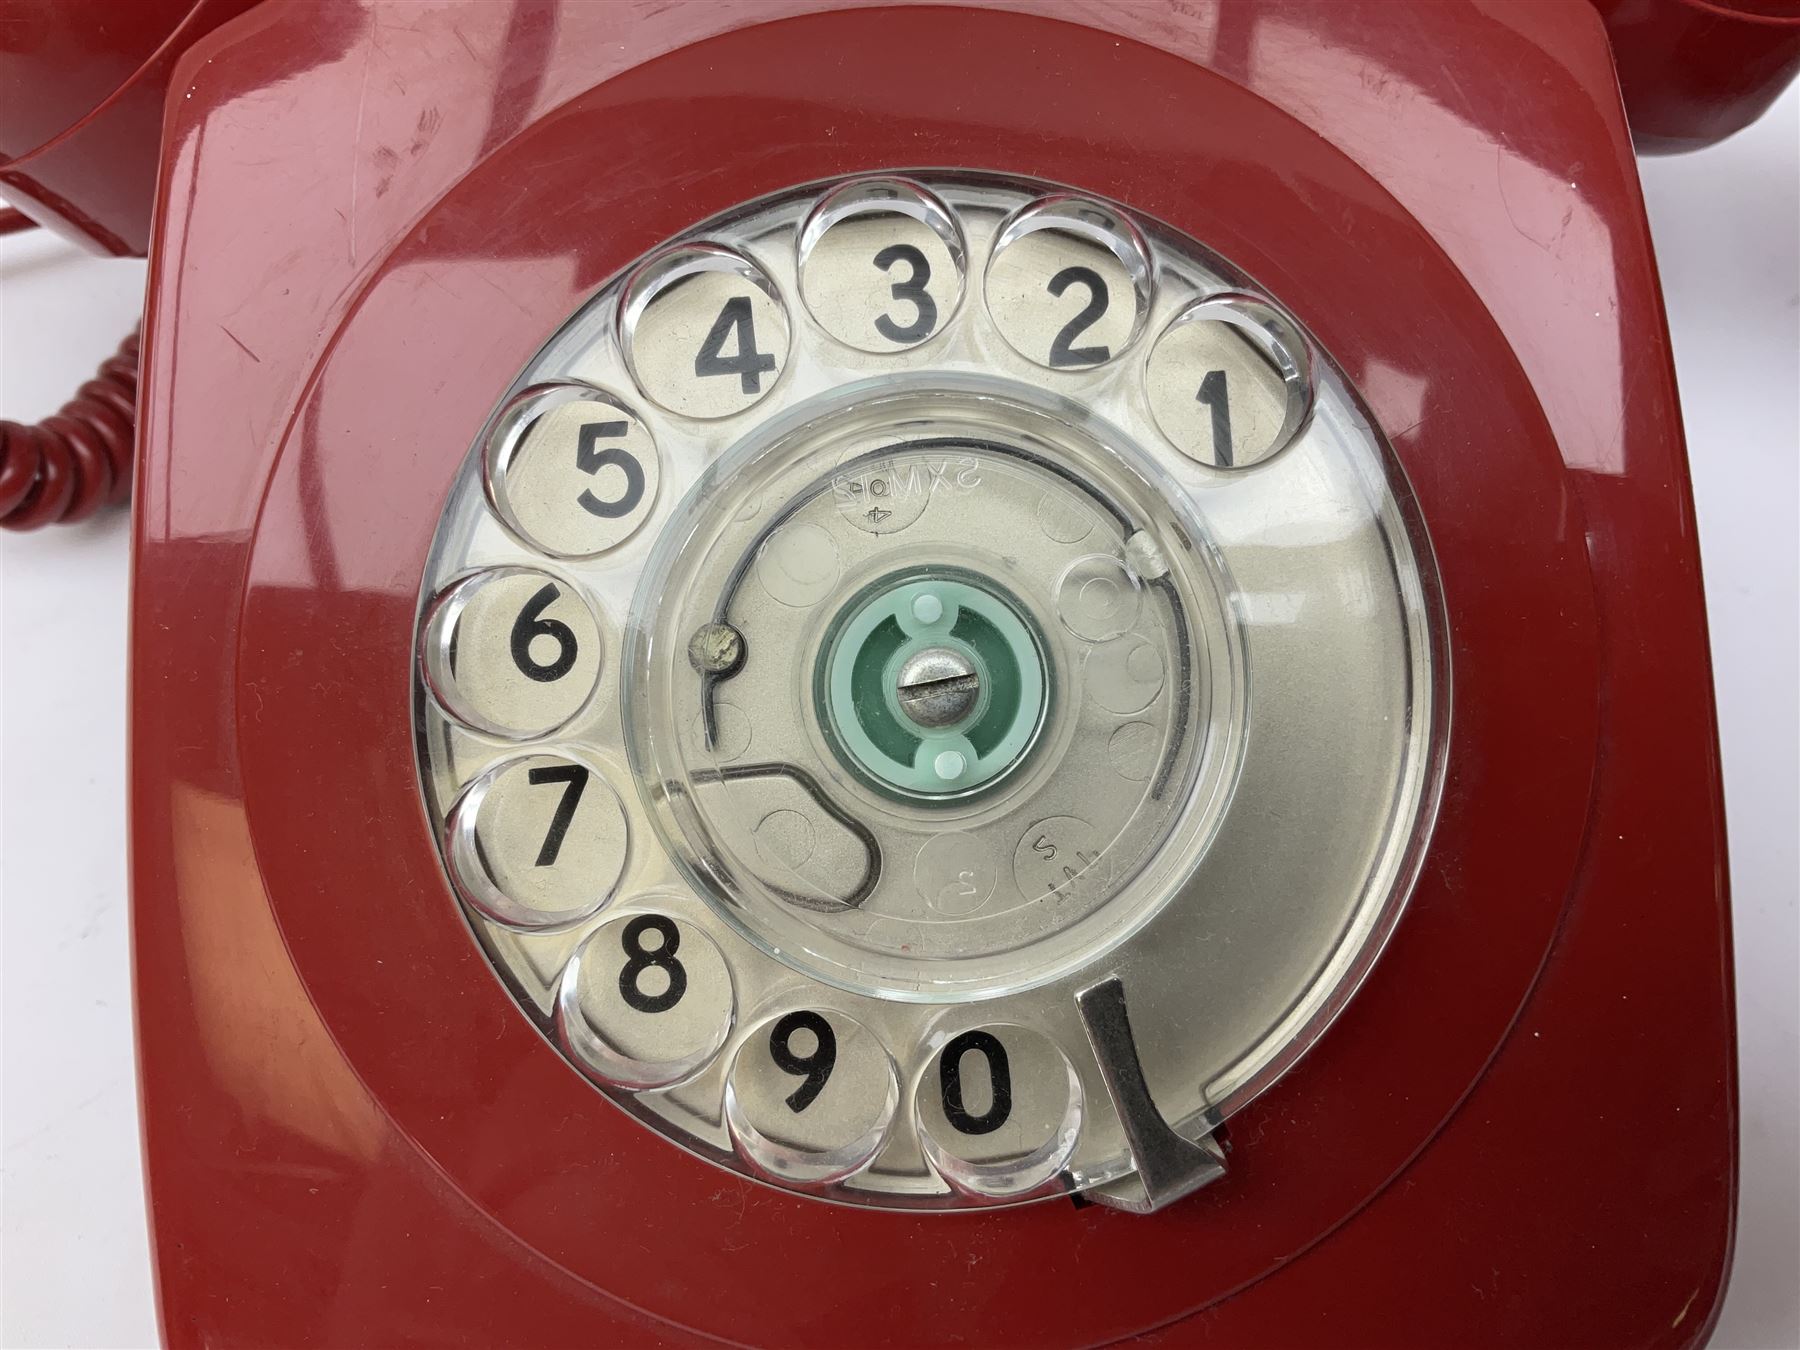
1196 369 1233 466
1046 265 1110 367
694 296 777 394
872 243 936 344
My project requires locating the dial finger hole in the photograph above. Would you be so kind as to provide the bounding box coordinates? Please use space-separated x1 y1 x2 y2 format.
420 566 602 738
484 383 661 558
798 176 967 353
984 194 1152 371
914 1023 1083 1199
1035 489 1096 544
447 752 628 931
619 242 790 420
1146 294 1314 469
557 909 735 1090
725 1008 898 1184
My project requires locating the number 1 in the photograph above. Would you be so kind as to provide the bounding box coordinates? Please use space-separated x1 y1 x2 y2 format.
1197 369 1233 466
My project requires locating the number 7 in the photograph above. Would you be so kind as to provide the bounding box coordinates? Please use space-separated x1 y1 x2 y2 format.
527 762 589 866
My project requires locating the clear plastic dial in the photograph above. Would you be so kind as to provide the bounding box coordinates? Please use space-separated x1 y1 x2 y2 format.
413 172 1443 1211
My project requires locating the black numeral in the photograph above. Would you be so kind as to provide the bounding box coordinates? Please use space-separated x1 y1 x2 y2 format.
526 762 588 867
618 915 686 1014
769 1010 837 1113
940 1029 1012 1135
1046 265 1110 367
694 295 777 394
1196 369 1233 466
574 421 645 518
509 582 577 683
872 243 937 344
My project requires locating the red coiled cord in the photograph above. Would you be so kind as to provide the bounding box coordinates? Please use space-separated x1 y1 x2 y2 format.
0 330 140 530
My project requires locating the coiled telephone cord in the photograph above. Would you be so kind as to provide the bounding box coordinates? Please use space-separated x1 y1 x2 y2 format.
0 329 140 531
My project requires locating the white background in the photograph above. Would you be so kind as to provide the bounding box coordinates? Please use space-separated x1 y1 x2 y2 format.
2 87 1796 1350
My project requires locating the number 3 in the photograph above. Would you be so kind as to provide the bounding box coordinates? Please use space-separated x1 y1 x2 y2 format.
873 243 936 344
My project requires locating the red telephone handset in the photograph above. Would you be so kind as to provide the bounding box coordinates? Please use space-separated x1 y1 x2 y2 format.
2 2 1789 1345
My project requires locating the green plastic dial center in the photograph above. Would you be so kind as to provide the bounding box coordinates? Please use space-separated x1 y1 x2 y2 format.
816 570 1049 799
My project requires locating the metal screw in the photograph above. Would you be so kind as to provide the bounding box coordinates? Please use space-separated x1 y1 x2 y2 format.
896 647 980 729
689 622 745 676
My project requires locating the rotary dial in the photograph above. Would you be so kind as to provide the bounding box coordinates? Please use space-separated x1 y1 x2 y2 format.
414 173 1441 1211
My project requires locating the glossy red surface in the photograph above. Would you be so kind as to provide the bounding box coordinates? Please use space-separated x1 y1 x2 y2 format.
1593 0 1800 152
0 0 256 253
130 2 1734 1346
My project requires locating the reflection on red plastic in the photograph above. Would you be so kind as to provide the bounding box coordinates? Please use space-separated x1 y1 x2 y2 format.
129 4 1731 1347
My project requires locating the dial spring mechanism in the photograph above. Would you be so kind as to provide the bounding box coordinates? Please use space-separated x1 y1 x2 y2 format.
415 172 1442 1212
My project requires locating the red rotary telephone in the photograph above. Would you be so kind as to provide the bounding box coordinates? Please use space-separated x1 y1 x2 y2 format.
4 2 1794 1346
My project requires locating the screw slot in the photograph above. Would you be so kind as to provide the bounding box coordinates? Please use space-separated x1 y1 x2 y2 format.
896 647 980 729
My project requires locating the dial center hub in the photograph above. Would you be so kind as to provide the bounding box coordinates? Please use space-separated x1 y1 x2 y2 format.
816 568 1050 801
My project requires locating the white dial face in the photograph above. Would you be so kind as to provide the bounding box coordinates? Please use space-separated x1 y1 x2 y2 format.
414 173 1443 1212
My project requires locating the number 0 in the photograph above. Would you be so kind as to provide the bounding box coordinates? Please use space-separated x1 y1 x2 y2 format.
940 1029 1013 1135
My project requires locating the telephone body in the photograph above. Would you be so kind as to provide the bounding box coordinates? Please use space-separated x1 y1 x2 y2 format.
0 1 1773 1346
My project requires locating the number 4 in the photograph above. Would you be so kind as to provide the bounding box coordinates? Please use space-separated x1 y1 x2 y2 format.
694 296 777 394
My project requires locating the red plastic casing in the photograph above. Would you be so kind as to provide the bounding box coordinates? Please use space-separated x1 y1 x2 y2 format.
1591 0 1800 152
0 0 257 254
129 3 1735 1346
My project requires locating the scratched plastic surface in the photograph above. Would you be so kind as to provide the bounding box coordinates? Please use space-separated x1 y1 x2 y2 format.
129 3 1732 1347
